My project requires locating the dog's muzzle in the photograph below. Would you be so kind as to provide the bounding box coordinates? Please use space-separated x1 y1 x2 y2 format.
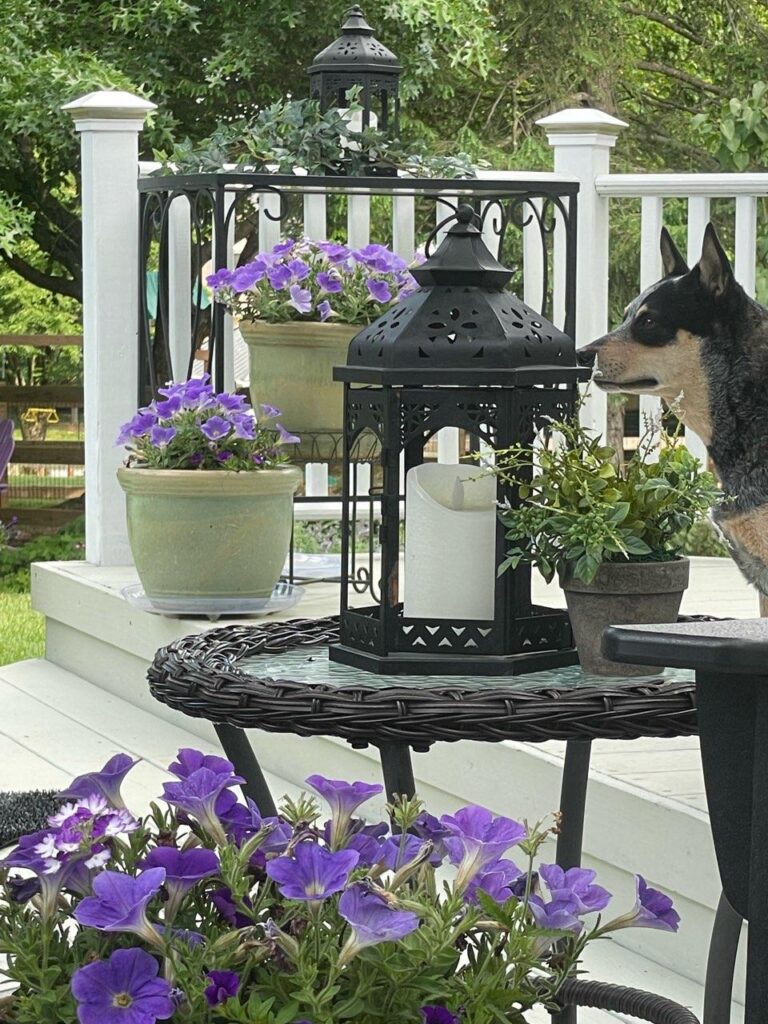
575 346 597 369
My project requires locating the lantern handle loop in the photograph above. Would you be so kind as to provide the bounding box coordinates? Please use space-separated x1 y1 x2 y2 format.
424 203 481 258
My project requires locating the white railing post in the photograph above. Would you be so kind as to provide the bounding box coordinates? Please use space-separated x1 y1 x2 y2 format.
63 90 156 567
685 198 713 466
639 196 664 441
537 108 627 437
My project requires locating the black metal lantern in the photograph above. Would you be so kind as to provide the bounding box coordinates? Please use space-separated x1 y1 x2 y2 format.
330 204 590 676
308 6 402 136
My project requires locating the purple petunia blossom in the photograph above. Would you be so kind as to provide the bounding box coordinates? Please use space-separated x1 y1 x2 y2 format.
150 425 177 449
168 749 236 780
252 453 265 466
306 776 383 848
206 268 234 290
440 806 526 892
218 796 292 855
338 883 419 963
528 892 583 934
187 452 204 467
367 278 392 304
162 767 244 844
71 947 173 1024
231 264 265 293
2 831 99 918
272 239 296 256
215 450 233 463
267 264 292 290
211 887 253 928
353 244 407 273
140 847 219 920
232 414 256 440
216 392 248 412
260 403 281 419
275 423 301 446
316 241 350 263
422 1007 460 1024
58 753 139 809
538 864 611 915
74 867 165 944
317 300 334 322
603 875 680 933
153 394 183 418
266 842 359 901
317 271 343 293
204 970 240 1007
412 813 450 866
200 416 231 442
465 858 523 906
287 258 310 281
288 284 312 314
116 412 156 446
376 834 426 872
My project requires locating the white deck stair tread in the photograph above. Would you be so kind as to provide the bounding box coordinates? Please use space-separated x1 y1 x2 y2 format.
0 657 745 1022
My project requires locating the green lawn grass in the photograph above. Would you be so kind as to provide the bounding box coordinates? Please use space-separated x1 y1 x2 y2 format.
0 593 44 666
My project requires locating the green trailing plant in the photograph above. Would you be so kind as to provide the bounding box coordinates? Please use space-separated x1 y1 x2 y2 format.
489 417 719 585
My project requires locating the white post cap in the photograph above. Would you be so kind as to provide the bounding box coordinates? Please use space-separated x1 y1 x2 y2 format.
536 107 627 147
62 90 156 129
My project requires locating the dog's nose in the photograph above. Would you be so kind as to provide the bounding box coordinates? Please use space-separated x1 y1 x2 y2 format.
576 346 596 368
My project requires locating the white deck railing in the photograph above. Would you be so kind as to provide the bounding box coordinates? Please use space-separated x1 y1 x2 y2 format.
65 93 768 564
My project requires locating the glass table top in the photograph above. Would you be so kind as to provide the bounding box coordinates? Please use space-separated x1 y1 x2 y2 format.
238 648 694 693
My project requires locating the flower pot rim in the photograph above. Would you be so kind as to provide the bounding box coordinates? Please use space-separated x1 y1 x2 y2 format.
117 464 301 497
240 319 362 345
560 555 690 596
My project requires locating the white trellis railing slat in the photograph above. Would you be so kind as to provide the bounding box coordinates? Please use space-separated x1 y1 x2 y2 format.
638 196 664 437
347 193 371 248
522 197 544 311
735 194 758 298
258 191 282 251
392 194 415 258
303 192 327 240
167 195 192 381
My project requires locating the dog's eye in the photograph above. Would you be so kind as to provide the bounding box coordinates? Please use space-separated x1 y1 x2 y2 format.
639 314 656 327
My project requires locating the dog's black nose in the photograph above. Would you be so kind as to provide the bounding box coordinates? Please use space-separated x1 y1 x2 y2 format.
576 346 596 368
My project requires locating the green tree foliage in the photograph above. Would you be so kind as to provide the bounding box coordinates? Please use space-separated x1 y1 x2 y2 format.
2 0 768 310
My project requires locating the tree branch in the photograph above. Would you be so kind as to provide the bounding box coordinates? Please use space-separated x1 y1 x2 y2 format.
621 5 703 45
0 250 82 301
637 61 727 96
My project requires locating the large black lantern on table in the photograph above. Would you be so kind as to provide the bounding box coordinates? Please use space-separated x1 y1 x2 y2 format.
308 6 402 138
330 204 590 676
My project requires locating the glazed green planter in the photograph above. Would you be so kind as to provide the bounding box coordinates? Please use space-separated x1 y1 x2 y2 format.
117 466 301 601
241 320 359 436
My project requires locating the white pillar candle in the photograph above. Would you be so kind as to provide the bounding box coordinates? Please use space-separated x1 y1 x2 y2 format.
403 463 497 621
305 462 329 497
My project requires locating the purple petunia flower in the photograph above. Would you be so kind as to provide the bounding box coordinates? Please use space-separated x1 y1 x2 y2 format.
422 1007 460 1024
260 403 281 419
200 416 231 442
153 394 183 418
116 412 157 446
58 754 139 809
538 864 611 915
412 812 450 866
465 857 523 906
528 892 583 934
140 847 219 920
252 453 265 466
287 258 310 281
204 970 240 1007
367 278 392 304
267 264 292 290
216 392 248 412
288 284 312 315
71 947 173 1024
2 831 100 918
376 834 426 872
603 875 680 933
353 244 407 273
440 806 526 892
232 414 256 440
317 271 343 293
272 239 296 256
206 268 234 290
275 423 301 446
231 264 266 293
338 883 419 963
316 241 350 263
218 796 292 855
215 450 233 463
266 842 359 901
168 749 236 780
306 776 383 848
187 452 204 467
317 300 334 322
211 887 253 928
74 867 165 944
162 767 244 843
150 425 177 449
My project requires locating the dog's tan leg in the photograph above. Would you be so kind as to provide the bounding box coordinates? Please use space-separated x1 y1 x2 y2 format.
761 594 768 618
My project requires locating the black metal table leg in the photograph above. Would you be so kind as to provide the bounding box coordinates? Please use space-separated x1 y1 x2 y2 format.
214 723 278 817
703 892 742 1024
378 743 417 802
552 738 593 1024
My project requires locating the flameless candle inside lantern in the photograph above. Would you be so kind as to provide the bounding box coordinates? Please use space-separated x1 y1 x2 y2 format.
403 464 497 621
305 463 329 497
353 462 372 496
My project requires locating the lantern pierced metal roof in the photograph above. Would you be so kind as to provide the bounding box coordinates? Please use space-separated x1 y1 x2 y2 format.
309 6 402 74
335 204 581 385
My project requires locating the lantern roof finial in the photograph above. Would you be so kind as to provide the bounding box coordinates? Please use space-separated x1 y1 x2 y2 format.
308 6 402 73
412 203 514 289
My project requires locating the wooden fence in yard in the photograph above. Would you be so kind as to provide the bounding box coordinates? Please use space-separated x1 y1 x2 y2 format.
0 335 84 532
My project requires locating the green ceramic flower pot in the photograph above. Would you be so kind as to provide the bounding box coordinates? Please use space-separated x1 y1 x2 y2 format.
117 466 301 601
240 320 359 436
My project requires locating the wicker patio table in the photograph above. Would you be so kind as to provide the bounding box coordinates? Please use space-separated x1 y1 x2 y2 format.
148 614 707 1024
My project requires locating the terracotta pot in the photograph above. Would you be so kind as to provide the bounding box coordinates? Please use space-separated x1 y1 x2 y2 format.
560 558 690 676
240 320 359 437
117 466 301 601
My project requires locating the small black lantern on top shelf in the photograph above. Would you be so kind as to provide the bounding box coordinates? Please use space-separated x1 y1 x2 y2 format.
330 204 591 676
308 6 402 137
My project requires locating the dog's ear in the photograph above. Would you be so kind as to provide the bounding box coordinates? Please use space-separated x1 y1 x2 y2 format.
659 227 689 277
697 223 734 299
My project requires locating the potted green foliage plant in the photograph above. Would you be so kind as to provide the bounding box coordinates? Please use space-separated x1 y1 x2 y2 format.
492 418 719 676
0 748 681 1023
208 240 421 438
116 376 301 606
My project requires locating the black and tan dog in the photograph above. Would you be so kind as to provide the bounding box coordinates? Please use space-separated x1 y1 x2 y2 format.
578 223 768 602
